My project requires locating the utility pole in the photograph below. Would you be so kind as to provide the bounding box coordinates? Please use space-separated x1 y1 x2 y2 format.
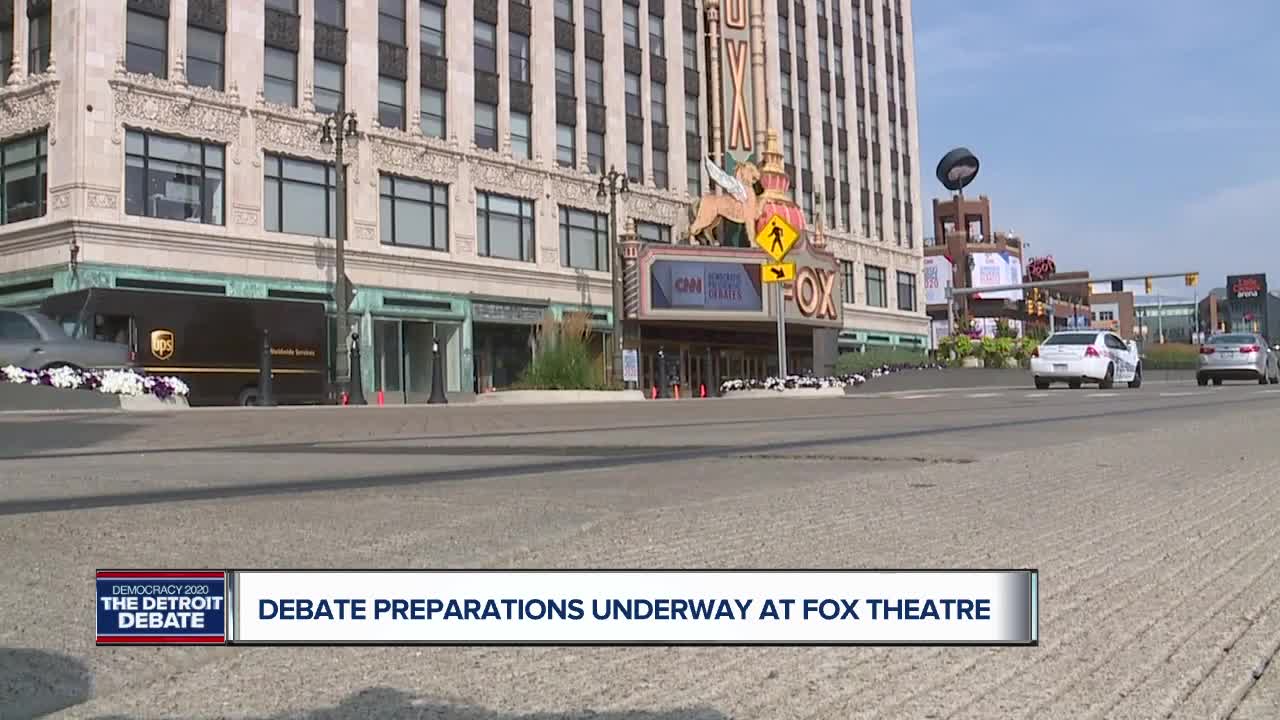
320 103 361 403
597 166 630 387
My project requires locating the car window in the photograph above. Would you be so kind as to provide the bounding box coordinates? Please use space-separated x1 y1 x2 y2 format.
1042 333 1098 346
0 311 41 341
1104 335 1123 349
1211 334 1258 344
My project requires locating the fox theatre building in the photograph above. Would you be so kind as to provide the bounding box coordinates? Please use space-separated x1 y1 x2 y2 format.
620 133 842 393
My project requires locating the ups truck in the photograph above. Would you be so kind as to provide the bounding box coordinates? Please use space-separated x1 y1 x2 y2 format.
39 288 329 406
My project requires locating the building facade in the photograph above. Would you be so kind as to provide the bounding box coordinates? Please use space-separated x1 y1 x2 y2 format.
1087 290 1135 339
0 0 924 399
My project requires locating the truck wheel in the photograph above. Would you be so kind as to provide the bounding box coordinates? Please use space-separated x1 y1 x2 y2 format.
237 387 259 406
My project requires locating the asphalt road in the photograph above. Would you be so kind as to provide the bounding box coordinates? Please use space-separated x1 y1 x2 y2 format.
2 379 1280 719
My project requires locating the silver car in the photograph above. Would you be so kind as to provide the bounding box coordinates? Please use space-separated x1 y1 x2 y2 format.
0 309 133 371
1196 332 1279 386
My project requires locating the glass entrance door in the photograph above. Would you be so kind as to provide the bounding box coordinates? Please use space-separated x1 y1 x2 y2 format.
373 319 457 403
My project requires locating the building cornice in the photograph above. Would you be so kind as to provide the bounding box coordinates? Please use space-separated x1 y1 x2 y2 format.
0 74 58 142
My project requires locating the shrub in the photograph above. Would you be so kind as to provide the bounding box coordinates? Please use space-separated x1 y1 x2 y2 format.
515 312 614 390
995 319 1019 339
1141 342 1199 370
979 336 1016 367
834 347 930 375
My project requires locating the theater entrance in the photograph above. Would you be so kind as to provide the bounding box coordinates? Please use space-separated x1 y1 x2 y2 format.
636 322 815 395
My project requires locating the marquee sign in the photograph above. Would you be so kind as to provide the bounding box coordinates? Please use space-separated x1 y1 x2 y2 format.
1229 274 1266 301
721 0 753 164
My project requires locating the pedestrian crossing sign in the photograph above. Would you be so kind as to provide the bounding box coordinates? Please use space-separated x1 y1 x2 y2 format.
754 213 799 263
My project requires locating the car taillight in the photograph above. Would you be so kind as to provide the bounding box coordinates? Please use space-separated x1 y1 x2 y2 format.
1200 346 1215 354
1084 346 1100 357
1240 345 1260 353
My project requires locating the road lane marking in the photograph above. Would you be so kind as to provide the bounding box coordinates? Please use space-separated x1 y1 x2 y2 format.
1026 392 1053 398
964 393 1003 398
1160 391 1199 397
1090 393 1118 398
898 393 944 400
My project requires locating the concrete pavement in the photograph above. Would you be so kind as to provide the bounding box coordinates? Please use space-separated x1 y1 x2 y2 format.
1 384 1279 718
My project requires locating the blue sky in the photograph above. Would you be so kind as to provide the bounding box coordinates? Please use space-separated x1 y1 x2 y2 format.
913 0 1280 297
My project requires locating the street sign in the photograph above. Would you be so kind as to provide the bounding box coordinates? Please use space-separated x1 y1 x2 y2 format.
754 213 799 263
621 349 639 384
761 262 796 284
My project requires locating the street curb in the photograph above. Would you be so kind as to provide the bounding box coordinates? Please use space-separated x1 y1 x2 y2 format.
474 390 648 405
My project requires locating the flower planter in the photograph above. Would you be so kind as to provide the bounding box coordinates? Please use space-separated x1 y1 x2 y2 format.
962 357 982 368
2 365 191 403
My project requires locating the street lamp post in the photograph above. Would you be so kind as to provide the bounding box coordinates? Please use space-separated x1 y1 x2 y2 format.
319 103 362 404
597 166 630 388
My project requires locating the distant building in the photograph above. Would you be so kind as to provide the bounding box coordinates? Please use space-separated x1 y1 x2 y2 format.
1087 291 1135 338
1134 296 1197 344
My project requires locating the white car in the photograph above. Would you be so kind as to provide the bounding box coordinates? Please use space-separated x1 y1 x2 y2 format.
1030 330 1142 390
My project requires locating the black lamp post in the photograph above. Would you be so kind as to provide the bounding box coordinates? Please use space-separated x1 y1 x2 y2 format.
427 333 448 405
596 166 630 388
319 103 363 404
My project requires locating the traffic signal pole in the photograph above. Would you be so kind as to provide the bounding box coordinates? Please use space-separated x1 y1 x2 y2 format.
948 271 1201 299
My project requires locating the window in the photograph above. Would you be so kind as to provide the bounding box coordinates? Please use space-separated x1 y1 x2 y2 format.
557 124 576 168
866 265 887 307
560 207 609 271
824 142 834 178
585 59 604 104
264 47 297 106
818 39 829 73
835 43 844 80
782 129 794 162
802 190 812 220
683 29 697 68
27 10 50 74
263 155 334 237
862 206 871 237
840 149 850 181
826 195 836 228
0 27 9 83
648 14 665 57
126 9 167 78
187 26 224 90
897 272 916 311
125 130 224 225
555 0 573 22
685 94 700 133
626 143 643 183
474 20 497 74
0 311 41 341
420 87 446 138
778 21 789 52
817 0 827 18
652 148 668 188
380 175 448 250
379 0 405 44
510 31 530 83
650 81 667 124
555 48 574 96
587 132 605 173
420 1 445 57
780 70 792 109
623 5 640 48
795 26 807 63
625 72 642 115
841 261 855 304
378 77 405 129
510 111 531 159
637 221 671 244
797 76 809 111
474 102 497 149
686 158 701 196
316 0 346 27
478 192 535 262
799 135 810 171
585 0 602 33
314 60 345 114
265 0 298 9
0 134 48 225
837 100 847 130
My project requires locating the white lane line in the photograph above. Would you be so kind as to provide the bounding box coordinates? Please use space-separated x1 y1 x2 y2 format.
1258 388 1280 394
964 392 1003 398
1160 391 1200 397
1025 392 1053 398
898 393 944 400
1090 393 1118 398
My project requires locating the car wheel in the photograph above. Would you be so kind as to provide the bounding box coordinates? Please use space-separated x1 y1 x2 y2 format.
237 387 259 407
1099 364 1115 389
1270 374 1279 385
1213 377 1223 386
1128 365 1142 389
1197 374 1209 387
1068 380 1082 390
1034 378 1050 390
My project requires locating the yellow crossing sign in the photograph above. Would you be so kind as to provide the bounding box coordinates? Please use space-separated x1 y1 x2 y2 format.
754 213 799 263
761 262 796 284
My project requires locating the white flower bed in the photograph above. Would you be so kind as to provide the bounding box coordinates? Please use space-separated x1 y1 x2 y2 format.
719 362 945 394
1 365 190 399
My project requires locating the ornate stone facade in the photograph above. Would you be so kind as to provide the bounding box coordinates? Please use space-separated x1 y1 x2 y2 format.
0 77 58 140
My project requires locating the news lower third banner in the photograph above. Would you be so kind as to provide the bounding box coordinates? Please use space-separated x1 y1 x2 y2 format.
96 569 1039 646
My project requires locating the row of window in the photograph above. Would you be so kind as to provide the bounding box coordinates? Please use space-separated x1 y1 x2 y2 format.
841 260 918 312
0 4 52 83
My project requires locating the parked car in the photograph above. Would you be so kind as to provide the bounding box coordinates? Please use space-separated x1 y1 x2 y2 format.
1196 333 1279 386
1030 330 1142 390
0 308 133 371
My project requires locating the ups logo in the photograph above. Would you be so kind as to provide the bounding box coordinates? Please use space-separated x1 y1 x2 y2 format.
150 329 175 360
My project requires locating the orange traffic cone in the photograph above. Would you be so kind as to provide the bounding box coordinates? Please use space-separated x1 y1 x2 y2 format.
674 384 681 399
651 385 658 399
700 383 707 398
377 389 384 406
341 391 349 406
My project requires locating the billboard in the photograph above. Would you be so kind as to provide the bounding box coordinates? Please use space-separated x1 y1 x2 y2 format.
971 252 1024 301
1228 274 1267 301
650 260 764 312
923 256 953 306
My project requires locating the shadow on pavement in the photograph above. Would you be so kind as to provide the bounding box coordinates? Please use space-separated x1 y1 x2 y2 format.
88 686 729 720
0 417 140 458
0 647 93 719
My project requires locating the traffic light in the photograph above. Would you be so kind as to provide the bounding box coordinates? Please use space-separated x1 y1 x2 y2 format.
1144 277 1153 294
1185 272 1199 287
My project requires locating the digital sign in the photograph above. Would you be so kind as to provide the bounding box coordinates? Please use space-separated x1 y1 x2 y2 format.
650 260 764 312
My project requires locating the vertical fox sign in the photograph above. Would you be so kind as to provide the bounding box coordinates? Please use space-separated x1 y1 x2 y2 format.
721 0 754 167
